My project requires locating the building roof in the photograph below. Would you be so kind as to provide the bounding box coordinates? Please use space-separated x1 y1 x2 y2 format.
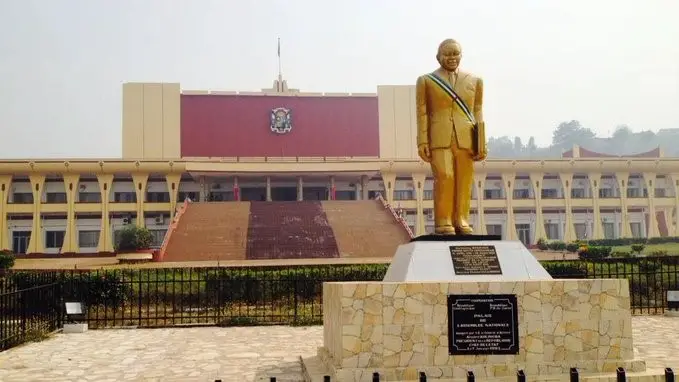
562 145 663 158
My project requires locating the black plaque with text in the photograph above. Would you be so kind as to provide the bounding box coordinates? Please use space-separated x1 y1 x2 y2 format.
449 245 502 275
447 294 519 355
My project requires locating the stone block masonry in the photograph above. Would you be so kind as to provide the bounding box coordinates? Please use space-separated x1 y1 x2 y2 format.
319 280 646 382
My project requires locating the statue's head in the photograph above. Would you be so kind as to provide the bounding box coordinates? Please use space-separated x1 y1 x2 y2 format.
436 39 462 72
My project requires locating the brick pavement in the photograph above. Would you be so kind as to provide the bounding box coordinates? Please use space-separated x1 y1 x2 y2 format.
0 316 677 381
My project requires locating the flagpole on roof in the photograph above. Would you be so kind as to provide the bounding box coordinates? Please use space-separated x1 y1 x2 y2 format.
277 38 282 82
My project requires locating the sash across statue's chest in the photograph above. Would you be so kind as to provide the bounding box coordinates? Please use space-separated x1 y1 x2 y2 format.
426 72 476 126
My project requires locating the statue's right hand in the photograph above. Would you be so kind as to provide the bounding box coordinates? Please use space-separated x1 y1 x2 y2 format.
418 144 431 163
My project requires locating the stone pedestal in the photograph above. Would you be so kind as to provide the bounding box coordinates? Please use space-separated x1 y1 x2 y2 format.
383 237 552 282
305 279 648 382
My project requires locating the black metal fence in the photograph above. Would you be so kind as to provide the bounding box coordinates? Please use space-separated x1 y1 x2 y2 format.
0 272 62 351
1 256 678 351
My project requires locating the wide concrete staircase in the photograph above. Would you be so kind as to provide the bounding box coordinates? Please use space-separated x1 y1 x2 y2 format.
162 202 251 262
322 200 412 258
162 200 412 262
246 201 340 260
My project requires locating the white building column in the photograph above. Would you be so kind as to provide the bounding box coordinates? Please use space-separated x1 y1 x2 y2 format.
473 173 487 235
361 175 369 200
529 173 547 243
328 176 336 200
266 176 272 201
643 172 659 238
615 172 631 237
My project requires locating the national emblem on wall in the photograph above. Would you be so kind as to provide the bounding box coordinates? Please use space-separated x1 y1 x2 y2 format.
270 107 292 134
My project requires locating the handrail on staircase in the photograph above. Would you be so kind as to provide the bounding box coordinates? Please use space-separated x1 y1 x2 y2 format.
158 198 191 261
375 193 415 239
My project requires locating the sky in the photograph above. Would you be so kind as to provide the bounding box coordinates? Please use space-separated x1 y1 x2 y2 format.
0 0 678 159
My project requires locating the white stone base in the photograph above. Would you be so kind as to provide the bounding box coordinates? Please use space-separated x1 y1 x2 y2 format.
63 323 88 333
383 239 552 282
317 279 647 382
665 309 679 317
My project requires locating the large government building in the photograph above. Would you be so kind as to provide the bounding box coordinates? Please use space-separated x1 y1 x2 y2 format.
1 75 677 256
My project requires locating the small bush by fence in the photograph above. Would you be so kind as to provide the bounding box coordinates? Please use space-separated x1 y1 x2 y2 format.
2 257 679 351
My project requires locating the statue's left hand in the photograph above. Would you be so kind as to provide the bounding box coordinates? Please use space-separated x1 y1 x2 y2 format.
474 149 488 161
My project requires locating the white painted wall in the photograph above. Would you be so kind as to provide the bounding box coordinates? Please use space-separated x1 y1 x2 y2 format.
111 181 135 194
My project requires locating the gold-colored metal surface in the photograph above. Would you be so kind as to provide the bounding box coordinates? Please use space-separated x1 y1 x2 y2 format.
416 39 487 235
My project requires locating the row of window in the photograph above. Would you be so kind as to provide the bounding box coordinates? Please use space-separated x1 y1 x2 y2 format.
10 192 173 204
11 228 167 254
6 186 668 205
393 187 664 201
412 221 645 246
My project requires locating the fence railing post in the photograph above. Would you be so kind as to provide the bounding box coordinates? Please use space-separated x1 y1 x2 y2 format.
57 272 64 328
20 287 27 340
419 371 426 381
570 367 579 382
137 272 143 326
666 368 675 382
323 376 331 382
517 369 526 382
372 371 380 382
293 280 298 325
467 370 475 382
616 367 626 382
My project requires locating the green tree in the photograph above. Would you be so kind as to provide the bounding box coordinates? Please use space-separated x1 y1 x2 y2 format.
526 137 537 156
115 225 153 252
487 136 516 158
551 120 596 150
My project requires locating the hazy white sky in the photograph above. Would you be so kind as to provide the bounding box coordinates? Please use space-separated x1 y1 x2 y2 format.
1 0 678 158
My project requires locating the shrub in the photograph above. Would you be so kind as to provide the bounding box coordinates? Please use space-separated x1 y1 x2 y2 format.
649 249 668 257
638 259 660 273
115 225 153 251
135 227 153 249
10 271 130 307
547 241 567 251
0 250 15 270
204 264 389 304
631 244 645 254
565 242 580 253
586 238 648 247
611 251 632 258
578 246 611 260
541 261 588 278
537 238 549 250
62 272 130 307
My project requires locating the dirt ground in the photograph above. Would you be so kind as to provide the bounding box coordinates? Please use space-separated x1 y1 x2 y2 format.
11 250 576 270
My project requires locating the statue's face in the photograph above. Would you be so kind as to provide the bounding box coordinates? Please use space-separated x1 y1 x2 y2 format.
437 42 462 72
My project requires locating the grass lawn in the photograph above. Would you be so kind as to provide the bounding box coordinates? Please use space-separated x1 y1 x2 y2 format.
612 242 679 255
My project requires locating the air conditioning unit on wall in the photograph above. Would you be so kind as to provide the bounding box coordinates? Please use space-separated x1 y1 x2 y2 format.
155 216 164 224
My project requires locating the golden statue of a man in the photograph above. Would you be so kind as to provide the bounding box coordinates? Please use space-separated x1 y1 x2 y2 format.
416 38 487 235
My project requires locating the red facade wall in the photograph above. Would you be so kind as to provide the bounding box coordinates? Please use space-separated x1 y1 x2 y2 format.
180 94 379 157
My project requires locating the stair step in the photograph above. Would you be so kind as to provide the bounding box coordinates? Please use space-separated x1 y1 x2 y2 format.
163 200 411 262
322 200 411 259
163 202 251 262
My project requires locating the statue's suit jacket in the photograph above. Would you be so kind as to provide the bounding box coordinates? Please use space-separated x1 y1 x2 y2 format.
416 68 484 151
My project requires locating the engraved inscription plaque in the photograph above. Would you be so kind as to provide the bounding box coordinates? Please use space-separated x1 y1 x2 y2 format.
449 245 502 275
447 294 519 355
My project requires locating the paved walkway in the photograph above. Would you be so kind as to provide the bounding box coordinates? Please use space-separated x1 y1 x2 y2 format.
0 316 678 382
